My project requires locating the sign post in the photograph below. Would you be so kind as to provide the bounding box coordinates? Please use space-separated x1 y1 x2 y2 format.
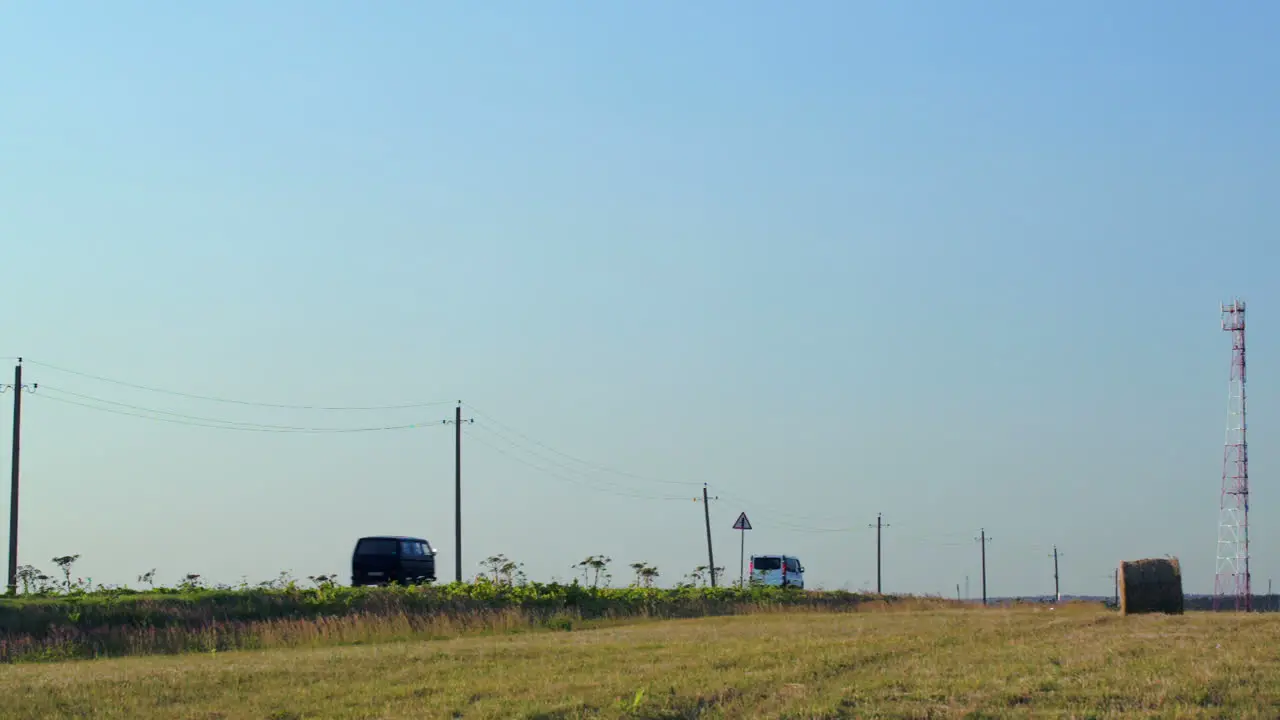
732 512 752 588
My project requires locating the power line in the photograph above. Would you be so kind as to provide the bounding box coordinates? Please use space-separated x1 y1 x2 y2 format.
708 497 982 548
468 422 683 498
40 386 418 431
33 392 443 434
715 493 975 540
466 429 690 501
458 414 962 542
463 428 689 502
462 402 697 487
769 520 865 534
41 382 943 535
715 491 860 529
24 359 453 411
717 491 979 533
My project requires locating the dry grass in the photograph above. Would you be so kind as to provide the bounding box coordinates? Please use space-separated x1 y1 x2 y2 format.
0 585 942 662
2 604 1277 719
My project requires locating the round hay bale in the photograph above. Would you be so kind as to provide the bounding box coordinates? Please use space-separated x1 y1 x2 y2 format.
1119 557 1184 615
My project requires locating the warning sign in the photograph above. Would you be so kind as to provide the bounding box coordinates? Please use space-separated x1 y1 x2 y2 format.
732 512 752 531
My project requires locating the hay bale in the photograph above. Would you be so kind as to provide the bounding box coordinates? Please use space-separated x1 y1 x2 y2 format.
1118 557 1184 615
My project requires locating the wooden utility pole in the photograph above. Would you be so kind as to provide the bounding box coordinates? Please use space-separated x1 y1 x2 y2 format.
444 403 472 583
455 403 462 583
6 361 33 596
868 513 890 594
976 529 992 606
702 484 717 588
1050 546 1062 603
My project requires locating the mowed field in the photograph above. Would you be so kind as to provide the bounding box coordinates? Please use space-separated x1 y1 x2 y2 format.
2 605 1276 719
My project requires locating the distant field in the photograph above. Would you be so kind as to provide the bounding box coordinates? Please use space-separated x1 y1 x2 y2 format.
3 605 1276 719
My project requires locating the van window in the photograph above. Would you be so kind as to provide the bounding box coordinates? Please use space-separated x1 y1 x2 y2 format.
784 558 800 573
400 540 429 557
754 557 781 571
357 539 399 556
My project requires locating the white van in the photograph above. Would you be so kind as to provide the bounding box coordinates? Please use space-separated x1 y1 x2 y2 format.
749 554 805 589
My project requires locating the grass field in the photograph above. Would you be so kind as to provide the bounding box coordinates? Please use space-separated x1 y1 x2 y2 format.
0 584 918 662
2 604 1276 719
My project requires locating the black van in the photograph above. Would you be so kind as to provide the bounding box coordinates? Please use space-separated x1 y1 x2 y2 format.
351 536 437 586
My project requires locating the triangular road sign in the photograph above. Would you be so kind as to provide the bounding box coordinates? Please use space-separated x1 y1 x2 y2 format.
732 512 752 531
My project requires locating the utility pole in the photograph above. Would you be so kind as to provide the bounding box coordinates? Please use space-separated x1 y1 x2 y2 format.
5 360 34 596
444 403 472 583
1050 546 1062 603
868 513 890 594
975 529 992 606
702 484 717 587
1114 568 1119 608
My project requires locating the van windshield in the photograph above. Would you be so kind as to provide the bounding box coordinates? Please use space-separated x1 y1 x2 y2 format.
754 557 782 571
356 539 399 556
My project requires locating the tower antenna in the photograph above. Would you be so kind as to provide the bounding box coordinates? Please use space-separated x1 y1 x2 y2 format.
1214 299 1251 612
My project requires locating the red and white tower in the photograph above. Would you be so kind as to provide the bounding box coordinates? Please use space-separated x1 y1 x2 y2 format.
1214 299 1250 611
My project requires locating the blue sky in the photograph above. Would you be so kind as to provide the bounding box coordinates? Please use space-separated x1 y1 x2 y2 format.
2 1 1277 597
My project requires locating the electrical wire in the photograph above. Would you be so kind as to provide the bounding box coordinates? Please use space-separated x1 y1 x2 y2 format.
462 408 968 540
24 359 453 411
39 386 324 429
715 490 865 529
463 402 698 487
469 416 923 534
717 498 864 533
768 521 866 534
468 422 652 495
716 490 990 543
20 363 996 542
467 420 695 499
716 488 991 542
34 392 444 434
466 429 691 502
463 427 690 502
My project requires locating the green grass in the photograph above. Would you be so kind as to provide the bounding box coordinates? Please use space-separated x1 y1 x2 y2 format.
3 604 1276 718
0 582 945 662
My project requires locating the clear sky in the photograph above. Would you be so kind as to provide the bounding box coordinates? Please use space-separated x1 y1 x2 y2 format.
2 1 1277 597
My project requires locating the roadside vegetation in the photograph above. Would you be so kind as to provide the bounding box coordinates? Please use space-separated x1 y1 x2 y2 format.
0 552 954 663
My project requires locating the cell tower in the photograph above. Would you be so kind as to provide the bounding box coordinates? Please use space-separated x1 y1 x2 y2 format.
1214 299 1250 611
